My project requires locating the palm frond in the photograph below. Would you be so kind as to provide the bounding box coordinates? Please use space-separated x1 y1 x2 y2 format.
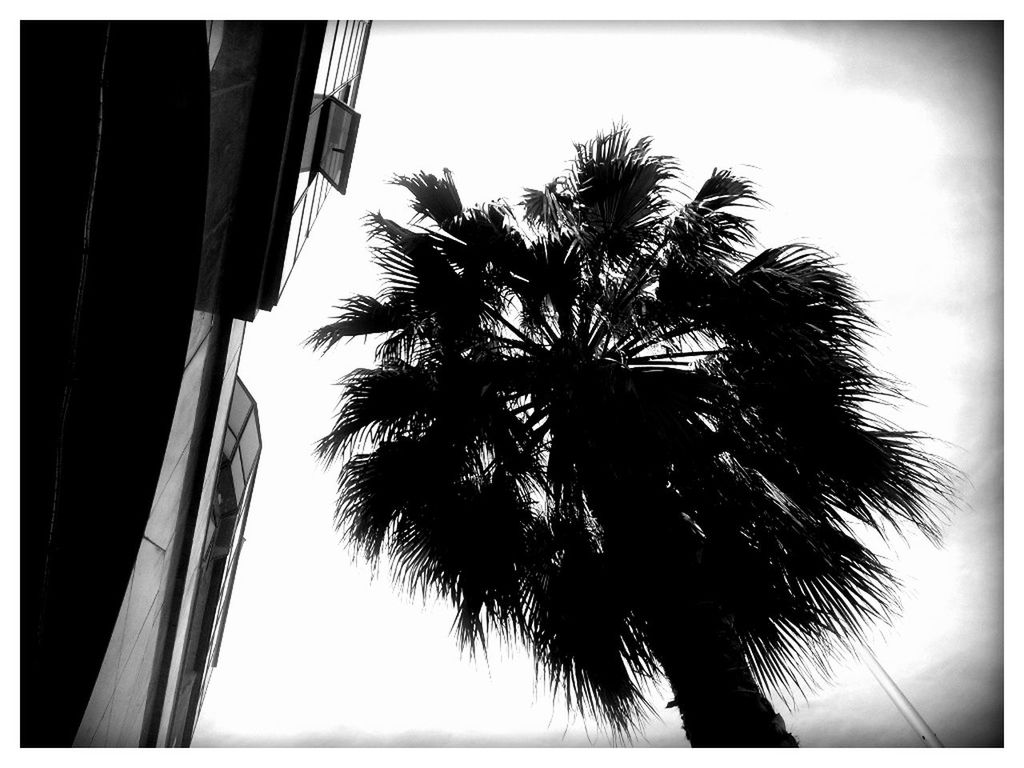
523 179 575 235
392 169 464 226
521 511 661 737
693 168 762 210
314 364 433 465
305 295 405 354
568 125 679 269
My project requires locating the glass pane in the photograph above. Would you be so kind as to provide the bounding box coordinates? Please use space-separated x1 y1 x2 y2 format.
298 102 323 178
305 176 320 237
231 452 244 500
228 382 252 435
285 194 304 266
207 21 224 71
348 23 369 105
206 517 217 553
318 99 359 193
236 471 253 520
221 426 237 460
344 21 367 89
317 21 339 96
238 415 261 477
215 461 238 516
330 21 350 94
321 110 351 184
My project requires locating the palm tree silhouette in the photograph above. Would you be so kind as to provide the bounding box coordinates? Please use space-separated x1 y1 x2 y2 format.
308 127 955 747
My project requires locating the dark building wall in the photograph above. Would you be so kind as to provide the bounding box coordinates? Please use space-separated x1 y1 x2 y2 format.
73 317 248 746
22 19 365 747
73 315 245 746
208 22 325 320
68 22 326 747
20 20 329 747
21 21 211 747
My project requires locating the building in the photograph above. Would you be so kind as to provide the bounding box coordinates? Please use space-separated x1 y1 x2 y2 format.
21 20 370 747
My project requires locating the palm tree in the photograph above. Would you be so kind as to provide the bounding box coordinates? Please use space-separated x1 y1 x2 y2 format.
308 127 955 747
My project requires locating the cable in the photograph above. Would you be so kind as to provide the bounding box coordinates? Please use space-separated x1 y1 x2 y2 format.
39 22 112 643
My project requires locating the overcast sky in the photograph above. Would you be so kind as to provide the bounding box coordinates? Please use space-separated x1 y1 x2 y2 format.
189 20 1003 748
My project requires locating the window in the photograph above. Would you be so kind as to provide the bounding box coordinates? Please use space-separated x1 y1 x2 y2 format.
300 96 361 195
317 98 360 193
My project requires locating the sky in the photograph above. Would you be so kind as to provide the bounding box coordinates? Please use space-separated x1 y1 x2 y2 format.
188 20 1003 748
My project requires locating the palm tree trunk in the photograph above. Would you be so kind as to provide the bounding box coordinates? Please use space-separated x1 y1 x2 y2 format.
650 595 798 747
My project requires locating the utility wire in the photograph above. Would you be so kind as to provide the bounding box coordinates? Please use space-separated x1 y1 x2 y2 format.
40 22 112 643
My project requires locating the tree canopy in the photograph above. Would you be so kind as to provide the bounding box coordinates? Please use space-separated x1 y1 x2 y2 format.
309 126 955 740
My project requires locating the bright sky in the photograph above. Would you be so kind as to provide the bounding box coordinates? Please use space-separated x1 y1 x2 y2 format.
189 20 1003 748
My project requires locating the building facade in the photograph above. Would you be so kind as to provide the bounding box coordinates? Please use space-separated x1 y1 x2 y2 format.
21 20 370 747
